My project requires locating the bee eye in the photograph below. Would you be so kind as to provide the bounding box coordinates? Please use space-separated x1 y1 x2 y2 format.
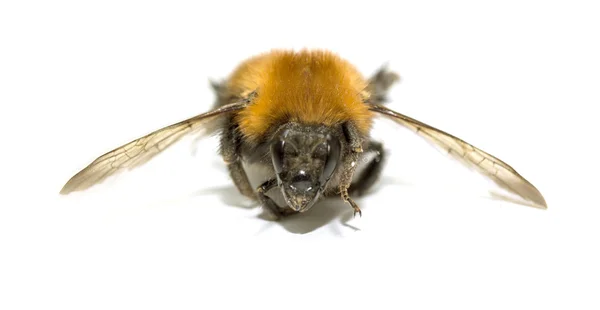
320 136 340 184
271 139 285 174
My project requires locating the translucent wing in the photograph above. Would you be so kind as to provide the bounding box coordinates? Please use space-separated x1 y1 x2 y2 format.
370 105 547 209
60 101 247 194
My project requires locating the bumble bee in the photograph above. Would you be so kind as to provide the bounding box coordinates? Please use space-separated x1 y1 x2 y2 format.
60 50 547 219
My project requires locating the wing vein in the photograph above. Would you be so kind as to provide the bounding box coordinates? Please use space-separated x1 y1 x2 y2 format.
60 101 248 194
369 104 547 209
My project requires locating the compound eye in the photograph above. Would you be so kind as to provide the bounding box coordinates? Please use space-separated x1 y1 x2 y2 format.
320 135 340 184
271 139 285 175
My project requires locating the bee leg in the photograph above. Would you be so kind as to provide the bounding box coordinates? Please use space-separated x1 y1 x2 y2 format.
367 65 400 105
339 122 364 217
341 188 362 217
349 141 385 196
256 179 296 220
220 118 255 199
342 121 365 153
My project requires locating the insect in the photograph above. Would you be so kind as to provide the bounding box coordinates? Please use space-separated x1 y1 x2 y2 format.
60 50 547 219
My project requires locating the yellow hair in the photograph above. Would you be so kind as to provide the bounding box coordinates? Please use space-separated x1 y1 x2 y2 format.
227 50 373 142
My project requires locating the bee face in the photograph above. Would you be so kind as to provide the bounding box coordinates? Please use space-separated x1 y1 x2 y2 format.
270 124 341 212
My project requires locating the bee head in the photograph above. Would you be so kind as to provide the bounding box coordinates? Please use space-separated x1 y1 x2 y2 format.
270 124 341 212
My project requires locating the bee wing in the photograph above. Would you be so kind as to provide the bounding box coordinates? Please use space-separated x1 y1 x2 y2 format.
369 105 547 209
60 101 247 195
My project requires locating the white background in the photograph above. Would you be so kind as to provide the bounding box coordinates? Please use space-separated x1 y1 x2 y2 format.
1 0 599 309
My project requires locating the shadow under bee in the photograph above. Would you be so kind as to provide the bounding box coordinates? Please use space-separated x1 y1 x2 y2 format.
191 174 411 234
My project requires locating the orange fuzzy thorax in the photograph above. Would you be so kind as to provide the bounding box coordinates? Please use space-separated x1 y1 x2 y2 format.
227 50 373 142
